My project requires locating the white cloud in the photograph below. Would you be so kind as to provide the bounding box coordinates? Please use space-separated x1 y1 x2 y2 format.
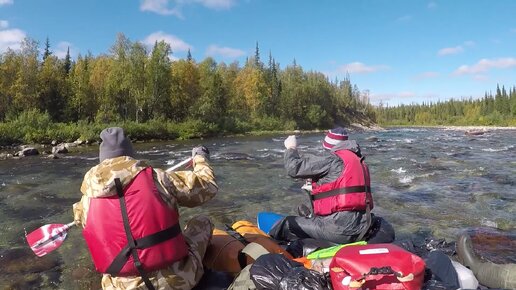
0 28 26 52
336 62 389 74
0 20 8 29
195 0 236 10
438 46 463 56
454 57 516 75
140 0 236 17
0 0 13 6
143 31 192 52
205 44 245 58
140 0 182 17
54 41 75 59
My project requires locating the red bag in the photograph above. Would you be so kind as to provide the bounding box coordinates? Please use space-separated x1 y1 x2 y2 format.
329 243 425 290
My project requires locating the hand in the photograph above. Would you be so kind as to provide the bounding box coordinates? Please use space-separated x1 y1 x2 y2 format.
284 135 297 149
192 145 210 159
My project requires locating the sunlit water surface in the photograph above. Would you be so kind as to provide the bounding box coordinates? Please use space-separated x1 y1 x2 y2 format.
0 127 514 289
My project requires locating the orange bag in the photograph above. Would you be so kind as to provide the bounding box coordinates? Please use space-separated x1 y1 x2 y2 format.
231 220 294 260
203 228 253 275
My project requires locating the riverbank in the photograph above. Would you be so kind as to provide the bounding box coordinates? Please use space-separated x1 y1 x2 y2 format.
384 125 516 131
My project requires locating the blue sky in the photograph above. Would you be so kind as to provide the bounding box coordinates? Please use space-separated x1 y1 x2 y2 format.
1 0 515 106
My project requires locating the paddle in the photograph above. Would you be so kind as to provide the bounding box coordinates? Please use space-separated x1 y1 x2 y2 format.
26 157 193 257
165 157 192 173
25 222 76 257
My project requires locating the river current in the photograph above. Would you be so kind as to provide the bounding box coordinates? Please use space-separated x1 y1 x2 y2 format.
0 127 515 289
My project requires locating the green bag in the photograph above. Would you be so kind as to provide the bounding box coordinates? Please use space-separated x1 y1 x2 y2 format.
306 241 367 260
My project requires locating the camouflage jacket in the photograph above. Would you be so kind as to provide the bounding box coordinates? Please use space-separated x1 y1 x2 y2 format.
73 155 218 289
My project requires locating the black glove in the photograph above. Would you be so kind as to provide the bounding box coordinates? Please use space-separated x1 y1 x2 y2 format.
192 145 210 159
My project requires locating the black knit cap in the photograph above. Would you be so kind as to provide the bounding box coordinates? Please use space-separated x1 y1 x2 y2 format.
99 127 134 162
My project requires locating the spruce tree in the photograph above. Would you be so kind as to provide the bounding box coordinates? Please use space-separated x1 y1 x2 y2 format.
63 47 71 74
187 49 192 62
43 37 52 61
254 41 261 68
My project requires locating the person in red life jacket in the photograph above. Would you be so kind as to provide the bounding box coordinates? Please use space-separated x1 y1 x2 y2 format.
72 127 218 290
269 127 395 245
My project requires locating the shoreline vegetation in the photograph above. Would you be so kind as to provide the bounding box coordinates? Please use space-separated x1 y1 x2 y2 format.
1 118 515 159
0 35 514 157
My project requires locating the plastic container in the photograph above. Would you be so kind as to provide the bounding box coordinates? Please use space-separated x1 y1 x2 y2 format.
451 260 479 289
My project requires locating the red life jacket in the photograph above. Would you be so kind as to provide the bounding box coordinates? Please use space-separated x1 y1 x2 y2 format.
311 150 374 216
83 167 189 277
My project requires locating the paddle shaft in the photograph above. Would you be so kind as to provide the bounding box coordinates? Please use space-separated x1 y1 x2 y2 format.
165 157 193 172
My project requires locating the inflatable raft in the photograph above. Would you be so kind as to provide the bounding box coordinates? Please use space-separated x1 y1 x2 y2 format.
194 212 481 290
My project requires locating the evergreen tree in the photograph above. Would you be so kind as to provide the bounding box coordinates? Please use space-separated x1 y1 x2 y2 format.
43 37 52 61
63 47 71 75
254 41 261 68
187 49 192 62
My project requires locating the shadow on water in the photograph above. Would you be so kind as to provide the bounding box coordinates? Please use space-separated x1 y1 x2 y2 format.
0 247 62 289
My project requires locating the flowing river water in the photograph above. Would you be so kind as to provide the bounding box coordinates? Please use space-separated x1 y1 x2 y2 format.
0 127 515 289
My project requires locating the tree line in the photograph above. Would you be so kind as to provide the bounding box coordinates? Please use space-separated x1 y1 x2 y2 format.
376 85 516 126
0 34 375 144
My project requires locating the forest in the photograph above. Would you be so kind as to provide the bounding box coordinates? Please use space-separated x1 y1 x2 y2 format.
376 85 516 127
0 34 375 145
0 33 514 146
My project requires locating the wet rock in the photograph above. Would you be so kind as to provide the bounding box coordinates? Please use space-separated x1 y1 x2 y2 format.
0 152 13 159
4 273 43 290
64 142 78 149
1 247 61 274
15 147 39 157
365 136 379 142
52 143 69 154
47 153 60 159
465 130 488 136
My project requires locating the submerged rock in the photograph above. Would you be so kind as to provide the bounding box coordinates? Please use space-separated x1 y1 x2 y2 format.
1 247 62 289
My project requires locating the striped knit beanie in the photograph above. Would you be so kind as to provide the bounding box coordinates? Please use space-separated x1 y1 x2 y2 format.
322 127 348 150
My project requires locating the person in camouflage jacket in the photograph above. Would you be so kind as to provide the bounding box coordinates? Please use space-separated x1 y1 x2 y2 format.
73 127 218 290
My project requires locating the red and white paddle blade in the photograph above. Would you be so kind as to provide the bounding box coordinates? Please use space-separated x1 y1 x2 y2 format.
26 223 70 257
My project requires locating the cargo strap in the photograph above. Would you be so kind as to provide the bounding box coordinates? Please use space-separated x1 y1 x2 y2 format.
224 225 272 269
241 242 269 260
224 224 250 269
349 266 414 288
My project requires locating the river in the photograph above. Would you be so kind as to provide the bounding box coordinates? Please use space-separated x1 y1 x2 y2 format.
0 127 515 289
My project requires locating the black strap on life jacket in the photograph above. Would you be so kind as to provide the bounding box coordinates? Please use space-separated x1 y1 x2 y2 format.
310 185 372 201
356 156 372 241
224 224 250 269
105 178 181 290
